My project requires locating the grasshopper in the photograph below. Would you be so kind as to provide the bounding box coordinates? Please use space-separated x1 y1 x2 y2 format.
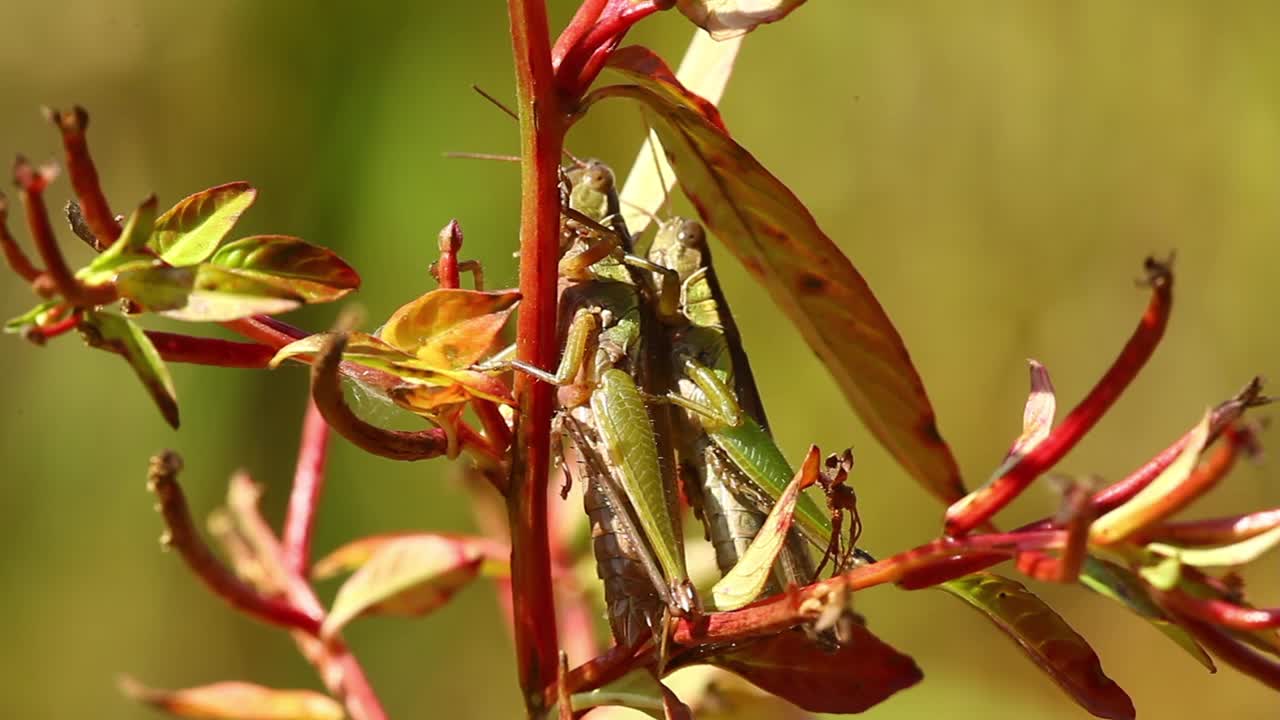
645 215 861 580
509 161 697 650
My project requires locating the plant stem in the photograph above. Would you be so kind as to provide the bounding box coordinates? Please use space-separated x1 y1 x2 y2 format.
283 398 331 576
507 0 564 714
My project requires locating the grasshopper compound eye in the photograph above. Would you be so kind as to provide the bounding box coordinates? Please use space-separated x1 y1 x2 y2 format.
676 219 705 249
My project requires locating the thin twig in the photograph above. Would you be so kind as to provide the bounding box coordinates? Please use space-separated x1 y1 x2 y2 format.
46 106 120 248
282 399 331 576
0 192 42 281
14 156 114 306
146 451 323 634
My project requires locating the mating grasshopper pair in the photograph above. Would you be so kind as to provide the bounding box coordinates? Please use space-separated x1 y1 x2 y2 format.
506 159 860 655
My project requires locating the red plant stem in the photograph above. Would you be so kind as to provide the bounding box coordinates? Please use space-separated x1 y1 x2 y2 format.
549 643 649 707
945 258 1173 536
673 530 1066 646
554 0 666 98
226 474 388 720
434 219 463 289
29 311 80 341
282 399 331 576
146 451 323 634
507 0 565 714
1159 589 1280 631
551 0 608 69
221 315 307 349
47 106 120 248
0 194 42 282
1016 485 1095 583
474 398 514 452
1139 508 1280 546
311 334 449 461
1176 616 1280 691
14 158 115 306
142 331 276 367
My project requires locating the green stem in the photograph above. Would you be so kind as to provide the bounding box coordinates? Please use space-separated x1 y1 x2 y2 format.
507 0 564 715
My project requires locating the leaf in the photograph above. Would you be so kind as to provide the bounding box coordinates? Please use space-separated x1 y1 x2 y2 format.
709 626 922 713
313 532 509 581
674 0 807 40
1090 411 1211 544
4 300 63 334
558 670 668 719
207 235 360 303
378 287 520 367
993 359 1056 480
1148 525 1280 568
79 310 179 428
660 666 810 720
78 195 158 285
712 446 818 610
1078 556 1215 671
119 676 345 720
270 331 410 369
321 534 485 638
620 29 743 237
114 265 196 312
151 182 257 265
1137 554 1182 591
599 47 966 505
939 573 1134 720
160 264 303 322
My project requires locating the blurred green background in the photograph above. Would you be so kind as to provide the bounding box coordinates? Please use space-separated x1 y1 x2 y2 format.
1 1 1277 718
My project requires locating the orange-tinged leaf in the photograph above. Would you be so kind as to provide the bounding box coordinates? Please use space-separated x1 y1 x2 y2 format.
712 446 818 610
378 287 520 368
321 534 485 638
940 573 1134 719
313 532 509 581
151 182 257 266
599 47 965 504
675 0 808 40
1090 410 1211 545
709 626 922 713
208 235 360 303
119 676 344 720
621 30 743 236
270 332 409 370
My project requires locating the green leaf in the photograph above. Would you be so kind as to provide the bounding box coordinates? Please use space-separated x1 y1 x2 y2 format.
940 573 1134 719
1078 556 1215 671
78 310 179 428
708 626 922 714
77 195 158 286
207 235 360 303
150 182 257 266
160 265 303 322
674 0 807 40
1149 525 1280 567
119 676 345 720
1137 554 1183 590
114 265 196 312
378 287 520 367
4 300 63 334
270 331 410 370
712 446 817 611
321 534 485 638
598 46 966 505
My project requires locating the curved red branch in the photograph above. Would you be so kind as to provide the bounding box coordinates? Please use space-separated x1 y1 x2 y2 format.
47 106 120 248
282 399 331 576
945 258 1173 536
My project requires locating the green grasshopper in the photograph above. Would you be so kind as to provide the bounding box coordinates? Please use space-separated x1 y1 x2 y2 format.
645 215 860 579
509 161 697 650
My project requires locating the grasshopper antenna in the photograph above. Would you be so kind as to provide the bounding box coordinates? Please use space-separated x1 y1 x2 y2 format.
644 114 674 220
472 84 585 166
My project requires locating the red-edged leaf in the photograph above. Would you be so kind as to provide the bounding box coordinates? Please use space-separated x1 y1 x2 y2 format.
160 265 303 322
78 311 179 428
712 446 818 610
709 626 922 713
207 235 360 303
940 573 1134 719
119 676 344 720
599 46 965 504
270 332 409 369
321 534 485 638
150 182 257 266
378 287 520 368
313 532 508 581
674 0 807 40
